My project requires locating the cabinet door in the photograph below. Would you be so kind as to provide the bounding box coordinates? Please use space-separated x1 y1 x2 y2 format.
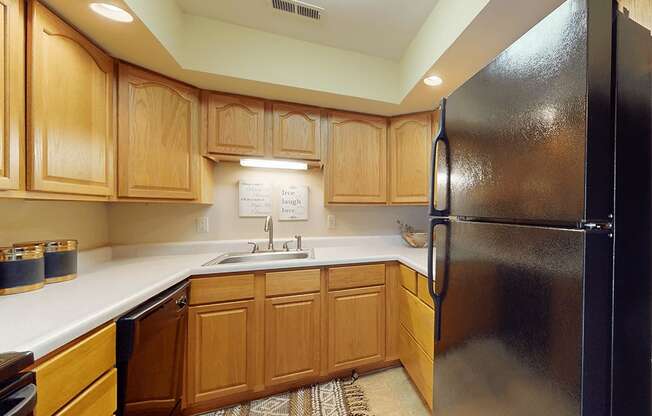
205 93 265 156
118 64 199 199
328 285 386 371
0 0 23 191
265 293 321 386
28 1 114 196
326 111 387 203
389 113 431 204
187 300 256 404
272 103 321 161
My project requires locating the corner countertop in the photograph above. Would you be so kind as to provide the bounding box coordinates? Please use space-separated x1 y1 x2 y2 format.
0 236 429 360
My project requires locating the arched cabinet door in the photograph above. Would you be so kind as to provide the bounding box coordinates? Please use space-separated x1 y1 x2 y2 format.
388 113 432 205
0 0 23 191
272 103 321 161
117 63 200 200
28 0 114 196
326 111 387 204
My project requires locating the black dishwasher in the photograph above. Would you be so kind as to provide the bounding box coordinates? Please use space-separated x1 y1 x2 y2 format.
116 281 188 416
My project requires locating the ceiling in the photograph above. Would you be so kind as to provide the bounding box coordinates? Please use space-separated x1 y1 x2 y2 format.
42 0 565 116
175 0 439 61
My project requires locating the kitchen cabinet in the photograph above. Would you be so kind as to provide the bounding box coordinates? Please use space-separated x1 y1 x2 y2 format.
118 63 207 201
328 285 386 371
34 323 116 416
389 113 432 204
399 325 433 409
203 92 265 157
326 111 387 204
272 103 321 161
0 0 23 191
265 293 321 386
27 0 114 197
187 300 257 404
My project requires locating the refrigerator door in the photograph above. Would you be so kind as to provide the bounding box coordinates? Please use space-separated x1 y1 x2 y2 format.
430 220 611 416
432 0 612 224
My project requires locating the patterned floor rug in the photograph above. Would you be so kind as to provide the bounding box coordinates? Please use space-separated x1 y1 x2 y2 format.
200 378 373 416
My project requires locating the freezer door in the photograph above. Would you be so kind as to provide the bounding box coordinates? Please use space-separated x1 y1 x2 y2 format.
431 220 611 416
433 0 612 224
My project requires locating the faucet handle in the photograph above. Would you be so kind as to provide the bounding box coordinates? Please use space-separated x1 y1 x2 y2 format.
294 235 302 251
282 240 294 251
247 242 258 253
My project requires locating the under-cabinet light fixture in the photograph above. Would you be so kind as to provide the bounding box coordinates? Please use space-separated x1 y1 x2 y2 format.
89 3 134 23
240 159 308 170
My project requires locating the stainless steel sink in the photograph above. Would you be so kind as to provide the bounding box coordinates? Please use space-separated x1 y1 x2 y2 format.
203 249 314 266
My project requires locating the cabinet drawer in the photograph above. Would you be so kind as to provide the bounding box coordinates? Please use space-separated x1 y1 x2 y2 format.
190 274 255 305
399 287 434 359
34 324 116 416
266 269 321 297
54 368 117 416
399 325 433 409
399 264 417 294
328 264 385 290
417 274 435 309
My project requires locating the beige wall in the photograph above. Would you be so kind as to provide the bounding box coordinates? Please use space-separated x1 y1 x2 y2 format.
108 163 428 245
0 199 109 250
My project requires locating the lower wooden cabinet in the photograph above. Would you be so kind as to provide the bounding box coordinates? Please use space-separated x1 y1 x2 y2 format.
328 285 386 372
265 293 321 386
187 300 256 404
399 325 433 409
34 324 116 416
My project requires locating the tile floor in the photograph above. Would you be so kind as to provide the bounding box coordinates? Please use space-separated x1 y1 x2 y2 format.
357 367 430 416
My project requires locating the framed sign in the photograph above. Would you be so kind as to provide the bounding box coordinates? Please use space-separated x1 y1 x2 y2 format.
279 185 309 221
239 181 272 217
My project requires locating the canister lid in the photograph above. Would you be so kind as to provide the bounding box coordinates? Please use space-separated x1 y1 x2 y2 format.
0 246 44 262
14 240 77 253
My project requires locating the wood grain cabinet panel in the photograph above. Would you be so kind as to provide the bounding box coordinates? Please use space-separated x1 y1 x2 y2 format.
399 325 433 409
328 286 386 371
272 103 321 161
187 300 256 404
265 293 321 386
328 263 386 290
389 113 431 204
204 93 265 157
54 368 117 416
399 287 435 359
34 324 115 416
28 1 114 196
118 64 200 199
326 111 387 204
0 0 23 191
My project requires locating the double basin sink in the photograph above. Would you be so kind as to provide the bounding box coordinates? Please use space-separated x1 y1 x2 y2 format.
203 249 314 266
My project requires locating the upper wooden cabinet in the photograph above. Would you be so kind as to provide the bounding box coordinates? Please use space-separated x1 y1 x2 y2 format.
326 111 387 204
272 103 321 161
0 0 23 191
27 1 114 196
203 93 265 157
388 113 432 204
118 64 201 200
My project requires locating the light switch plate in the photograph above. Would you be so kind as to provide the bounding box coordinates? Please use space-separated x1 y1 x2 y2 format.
327 214 336 229
196 216 209 233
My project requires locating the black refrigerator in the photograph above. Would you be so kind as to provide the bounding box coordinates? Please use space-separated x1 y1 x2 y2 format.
426 0 652 415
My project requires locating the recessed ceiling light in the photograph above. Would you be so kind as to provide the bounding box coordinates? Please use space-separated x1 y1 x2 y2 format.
240 159 308 170
423 75 443 87
89 3 133 23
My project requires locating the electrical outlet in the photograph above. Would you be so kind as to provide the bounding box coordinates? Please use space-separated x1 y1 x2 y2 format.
327 214 336 229
196 216 209 233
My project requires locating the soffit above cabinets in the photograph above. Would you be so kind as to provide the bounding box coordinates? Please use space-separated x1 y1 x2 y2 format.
175 0 439 61
41 0 564 116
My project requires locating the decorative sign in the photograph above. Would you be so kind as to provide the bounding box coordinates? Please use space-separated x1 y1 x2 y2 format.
239 181 272 217
280 185 309 221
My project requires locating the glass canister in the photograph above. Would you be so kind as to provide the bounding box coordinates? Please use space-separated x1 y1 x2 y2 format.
0 246 45 295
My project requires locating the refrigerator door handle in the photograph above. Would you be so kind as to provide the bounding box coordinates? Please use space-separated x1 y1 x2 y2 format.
427 217 448 341
429 97 448 217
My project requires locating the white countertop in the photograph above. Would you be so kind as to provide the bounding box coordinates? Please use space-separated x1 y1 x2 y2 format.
0 236 429 359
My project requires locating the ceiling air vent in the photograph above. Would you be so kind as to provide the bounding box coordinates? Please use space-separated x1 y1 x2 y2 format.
270 0 323 21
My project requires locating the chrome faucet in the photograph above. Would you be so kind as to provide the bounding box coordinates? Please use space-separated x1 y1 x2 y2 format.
263 216 274 251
